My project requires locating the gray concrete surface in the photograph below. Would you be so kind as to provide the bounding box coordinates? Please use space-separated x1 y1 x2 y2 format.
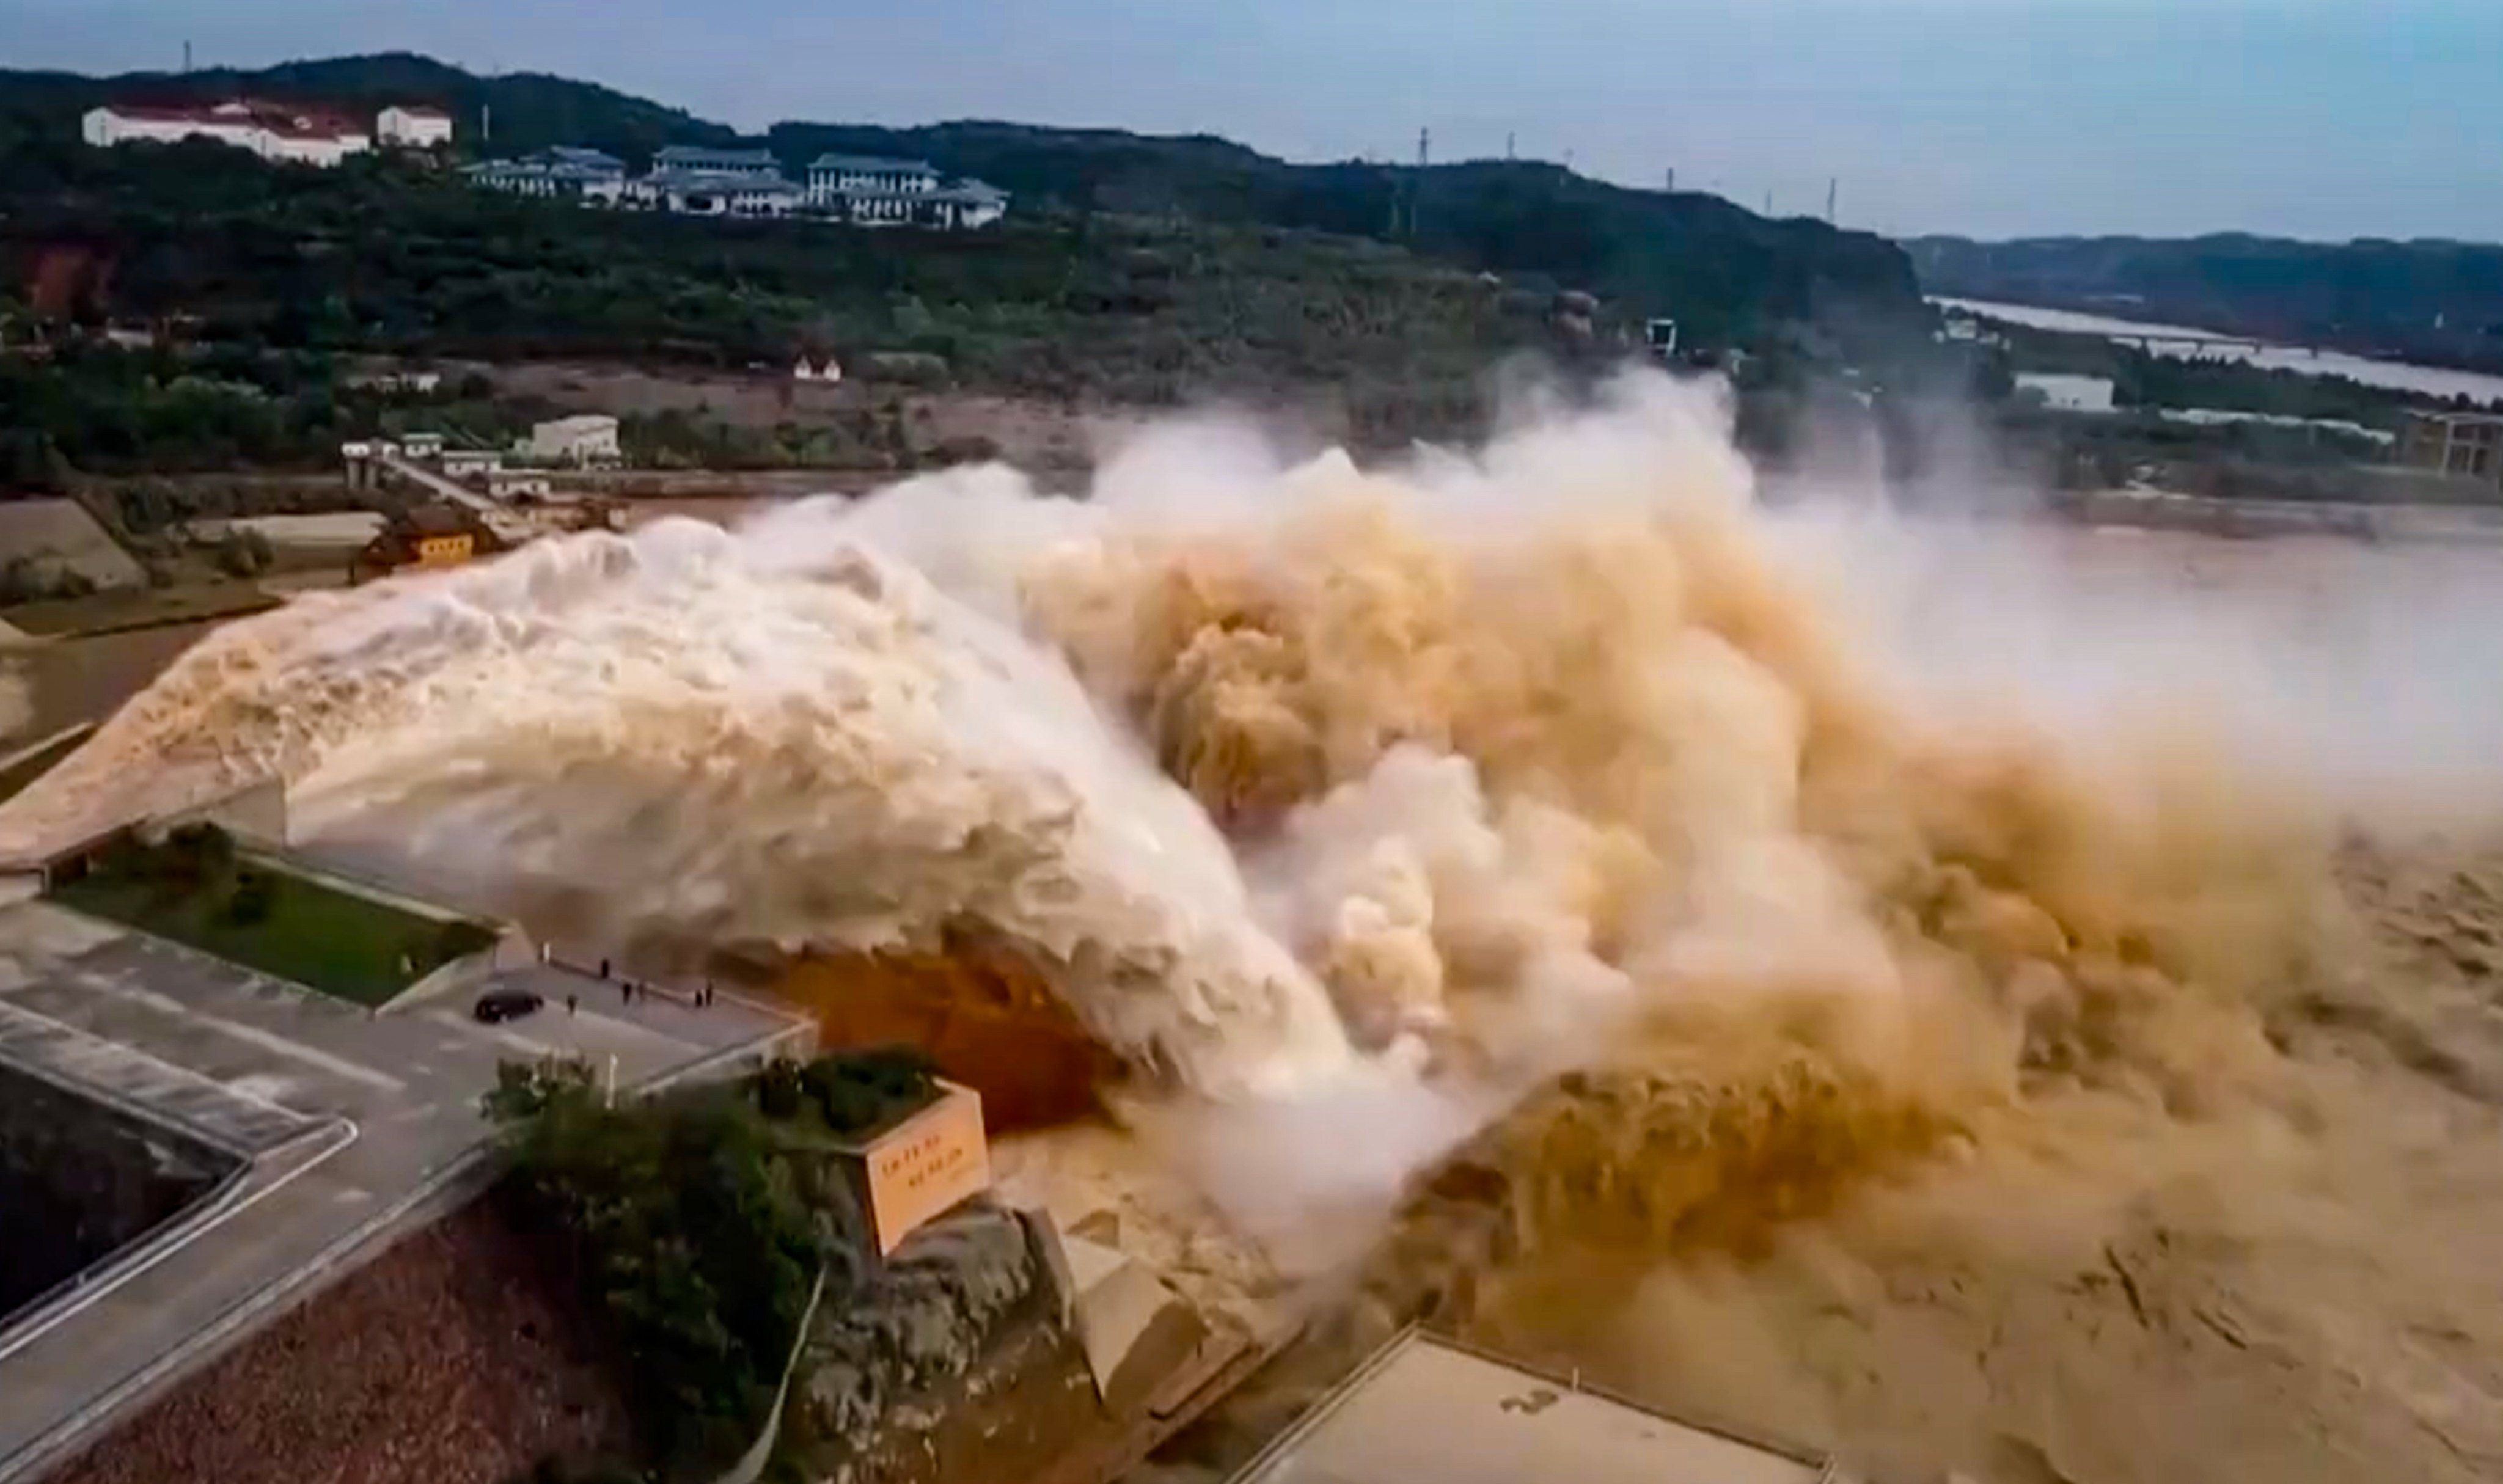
0 901 810 1483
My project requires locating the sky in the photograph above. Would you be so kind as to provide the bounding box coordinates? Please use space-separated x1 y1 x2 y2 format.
9 0 2503 243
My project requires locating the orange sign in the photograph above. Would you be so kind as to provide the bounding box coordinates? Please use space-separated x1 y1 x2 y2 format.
860 1083 992 1256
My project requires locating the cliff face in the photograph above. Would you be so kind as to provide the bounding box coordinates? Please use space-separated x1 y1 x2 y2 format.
0 1064 233 1320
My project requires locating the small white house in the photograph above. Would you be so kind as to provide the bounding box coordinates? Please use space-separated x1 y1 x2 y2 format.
442 449 502 478
526 415 621 466
793 354 843 383
486 470 554 501
376 106 454 149
399 431 447 459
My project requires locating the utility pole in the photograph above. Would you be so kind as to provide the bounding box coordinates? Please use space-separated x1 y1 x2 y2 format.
1506 131 1515 162
182 40 192 73
1410 126 1430 241
1827 177 1838 222
1764 189 1773 216
480 101 492 144
1664 167 1676 194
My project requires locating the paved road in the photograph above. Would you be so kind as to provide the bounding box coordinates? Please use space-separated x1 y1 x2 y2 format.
0 902 809 1483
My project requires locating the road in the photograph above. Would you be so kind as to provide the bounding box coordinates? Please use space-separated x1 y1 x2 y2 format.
0 902 809 1483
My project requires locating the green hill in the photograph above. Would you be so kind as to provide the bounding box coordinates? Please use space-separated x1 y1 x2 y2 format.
0 53 1926 353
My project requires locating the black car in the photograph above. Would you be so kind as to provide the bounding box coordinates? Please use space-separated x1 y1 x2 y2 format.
472 989 544 1024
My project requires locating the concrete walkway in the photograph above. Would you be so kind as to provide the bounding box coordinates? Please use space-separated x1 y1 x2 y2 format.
0 901 811 1483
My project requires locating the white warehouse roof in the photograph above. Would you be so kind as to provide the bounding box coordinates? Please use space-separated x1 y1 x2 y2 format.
1226 1331 1848 1484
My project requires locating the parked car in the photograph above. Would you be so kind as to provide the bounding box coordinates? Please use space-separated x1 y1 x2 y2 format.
472 989 544 1024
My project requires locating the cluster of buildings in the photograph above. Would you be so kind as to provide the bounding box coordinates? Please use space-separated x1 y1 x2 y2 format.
80 98 452 167
76 97 1008 230
462 144 1010 228
337 415 624 583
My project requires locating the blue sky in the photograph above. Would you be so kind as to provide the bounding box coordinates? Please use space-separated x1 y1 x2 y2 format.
9 0 2501 242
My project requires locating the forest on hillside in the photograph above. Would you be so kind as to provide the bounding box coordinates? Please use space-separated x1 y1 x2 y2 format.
0 51 1930 354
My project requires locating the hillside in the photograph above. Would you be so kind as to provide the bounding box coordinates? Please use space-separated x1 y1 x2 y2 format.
0 53 1927 353
1910 234 2503 375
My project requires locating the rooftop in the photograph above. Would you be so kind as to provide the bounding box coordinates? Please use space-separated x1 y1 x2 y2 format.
543 145 626 170
810 153 939 175
1230 1329 1836 1484
464 157 623 184
655 144 780 167
96 98 366 142
642 167 801 194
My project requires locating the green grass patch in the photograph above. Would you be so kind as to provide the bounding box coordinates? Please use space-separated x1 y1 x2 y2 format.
53 827 497 1006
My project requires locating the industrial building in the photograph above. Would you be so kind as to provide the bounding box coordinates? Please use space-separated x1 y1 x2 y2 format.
2399 409 2503 494
348 504 504 585
524 414 622 467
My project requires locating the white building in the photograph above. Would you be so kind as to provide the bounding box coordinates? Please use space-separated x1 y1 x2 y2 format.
793 354 843 382
2014 372 2117 414
653 145 784 178
626 168 803 217
376 106 454 149
441 449 503 478
462 147 628 203
525 415 621 467
81 100 372 167
808 154 941 202
804 154 1009 228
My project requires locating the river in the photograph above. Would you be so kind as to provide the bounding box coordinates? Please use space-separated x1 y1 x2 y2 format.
1934 296 2503 407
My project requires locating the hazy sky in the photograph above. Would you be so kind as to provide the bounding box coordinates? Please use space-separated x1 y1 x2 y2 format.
10 0 2502 243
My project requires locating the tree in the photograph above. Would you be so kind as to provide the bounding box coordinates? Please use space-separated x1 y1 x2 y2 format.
222 868 276 925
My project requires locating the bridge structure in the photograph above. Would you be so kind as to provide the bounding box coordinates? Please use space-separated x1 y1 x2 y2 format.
2103 329 2317 358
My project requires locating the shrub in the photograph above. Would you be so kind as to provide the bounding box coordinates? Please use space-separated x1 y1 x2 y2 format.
222 868 276 925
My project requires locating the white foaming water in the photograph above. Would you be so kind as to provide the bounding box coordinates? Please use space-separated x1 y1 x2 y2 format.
11 368 2495 1152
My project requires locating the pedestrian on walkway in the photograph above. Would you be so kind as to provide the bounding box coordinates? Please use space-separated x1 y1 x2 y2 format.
598 957 611 979
566 993 577 1016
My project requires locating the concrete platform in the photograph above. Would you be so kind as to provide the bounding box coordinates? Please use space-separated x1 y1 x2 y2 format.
0 901 812 1484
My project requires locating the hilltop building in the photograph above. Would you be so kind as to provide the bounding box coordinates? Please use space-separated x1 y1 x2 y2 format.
375 105 453 149
81 99 371 167
806 155 1008 227
453 139 1007 227
652 145 783 177
461 147 628 202
623 168 803 217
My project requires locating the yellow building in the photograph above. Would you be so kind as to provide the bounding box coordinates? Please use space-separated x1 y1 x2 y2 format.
349 505 500 585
